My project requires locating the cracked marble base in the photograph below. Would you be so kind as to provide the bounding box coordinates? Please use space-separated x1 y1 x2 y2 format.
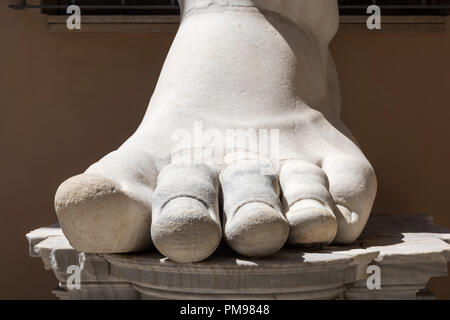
27 214 450 300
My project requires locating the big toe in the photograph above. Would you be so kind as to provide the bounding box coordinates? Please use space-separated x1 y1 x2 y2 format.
55 174 152 253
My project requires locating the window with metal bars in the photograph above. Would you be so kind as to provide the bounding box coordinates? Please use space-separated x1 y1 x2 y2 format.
8 0 450 16
39 1 180 15
339 0 450 15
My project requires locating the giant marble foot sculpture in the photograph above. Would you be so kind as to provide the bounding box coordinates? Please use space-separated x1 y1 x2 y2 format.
55 0 377 262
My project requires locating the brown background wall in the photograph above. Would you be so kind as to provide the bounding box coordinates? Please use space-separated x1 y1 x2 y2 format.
1 4 449 299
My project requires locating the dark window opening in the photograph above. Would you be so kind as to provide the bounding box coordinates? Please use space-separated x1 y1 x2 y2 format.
339 0 450 15
40 1 180 15
9 0 450 16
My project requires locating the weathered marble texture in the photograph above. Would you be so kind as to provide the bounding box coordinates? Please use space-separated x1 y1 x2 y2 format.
55 0 377 263
27 214 450 300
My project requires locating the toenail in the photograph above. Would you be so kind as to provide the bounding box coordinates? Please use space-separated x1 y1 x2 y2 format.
287 202 337 245
225 202 289 257
151 197 221 263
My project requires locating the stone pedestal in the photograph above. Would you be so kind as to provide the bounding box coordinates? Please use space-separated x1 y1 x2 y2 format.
27 214 450 300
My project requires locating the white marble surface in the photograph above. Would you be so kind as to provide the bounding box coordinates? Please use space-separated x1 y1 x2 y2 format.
54 0 377 260
27 214 450 300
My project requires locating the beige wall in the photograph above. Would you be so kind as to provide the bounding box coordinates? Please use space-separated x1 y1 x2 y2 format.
1 5 449 299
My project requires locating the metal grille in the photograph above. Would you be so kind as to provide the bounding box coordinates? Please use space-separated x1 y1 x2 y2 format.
9 0 450 15
340 0 450 15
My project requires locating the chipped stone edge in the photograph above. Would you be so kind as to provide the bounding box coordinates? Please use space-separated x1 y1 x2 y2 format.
26 214 450 299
